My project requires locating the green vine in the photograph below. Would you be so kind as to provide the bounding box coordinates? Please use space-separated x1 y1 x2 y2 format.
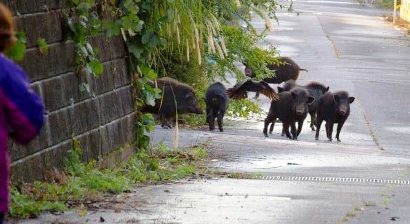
112 0 161 150
67 0 104 77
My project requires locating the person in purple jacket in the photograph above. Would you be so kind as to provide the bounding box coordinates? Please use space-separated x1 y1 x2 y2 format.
0 3 45 222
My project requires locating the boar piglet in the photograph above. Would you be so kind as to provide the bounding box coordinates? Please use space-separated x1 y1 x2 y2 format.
143 77 203 128
205 82 229 132
264 87 314 140
315 91 355 142
278 80 329 131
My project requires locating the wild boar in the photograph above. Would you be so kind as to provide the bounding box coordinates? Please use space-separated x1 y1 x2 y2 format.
278 80 329 130
315 91 355 142
245 57 308 84
143 77 203 128
264 87 314 140
205 82 229 132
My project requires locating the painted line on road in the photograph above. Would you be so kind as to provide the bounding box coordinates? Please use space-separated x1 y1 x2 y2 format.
258 175 410 185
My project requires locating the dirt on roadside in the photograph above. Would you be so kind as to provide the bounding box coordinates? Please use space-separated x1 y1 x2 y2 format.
385 15 410 34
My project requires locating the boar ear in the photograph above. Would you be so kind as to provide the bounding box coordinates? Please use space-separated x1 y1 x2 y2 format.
333 94 340 102
348 97 355 104
325 86 329 92
307 96 315 104
291 91 297 99
185 92 193 99
277 86 284 93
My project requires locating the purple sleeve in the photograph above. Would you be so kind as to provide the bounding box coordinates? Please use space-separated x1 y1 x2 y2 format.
0 66 44 144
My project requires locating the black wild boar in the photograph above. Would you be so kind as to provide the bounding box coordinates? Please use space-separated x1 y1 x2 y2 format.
278 80 329 131
245 57 308 84
143 77 203 128
264 87 314 140
315 91 355 142
205 82 229 132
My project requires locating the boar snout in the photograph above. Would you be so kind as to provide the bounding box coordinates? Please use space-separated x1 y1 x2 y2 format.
337 105 348 116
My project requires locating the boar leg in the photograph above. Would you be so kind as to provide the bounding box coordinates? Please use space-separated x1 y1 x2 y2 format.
269 120 276 134
315 117 323 140
280 124 286 136
217 111 224 132
297 119 304 136
160 114 171 129
205 107 210 124
283 123 292 139
310 112 316 131
326 121 334 141
336 122 344 142
207 109 215 131
264 115 275 137
291 122 298 140
254 91 260 99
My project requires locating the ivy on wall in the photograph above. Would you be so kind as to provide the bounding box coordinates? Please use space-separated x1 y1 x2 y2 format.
67 0 104 77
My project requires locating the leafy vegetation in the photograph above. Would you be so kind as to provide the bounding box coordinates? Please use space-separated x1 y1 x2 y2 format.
9 141 208 219
66 0 104 77
227 98 264 118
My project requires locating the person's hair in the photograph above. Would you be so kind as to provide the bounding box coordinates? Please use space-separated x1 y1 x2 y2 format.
0 3 16 52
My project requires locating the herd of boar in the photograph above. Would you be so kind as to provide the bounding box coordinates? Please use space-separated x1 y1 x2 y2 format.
144 57 355 142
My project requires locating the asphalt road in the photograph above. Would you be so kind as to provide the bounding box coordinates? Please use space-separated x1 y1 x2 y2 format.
23 0 410 223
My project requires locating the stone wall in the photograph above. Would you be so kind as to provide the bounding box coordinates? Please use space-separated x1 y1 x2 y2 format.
3 1 136 183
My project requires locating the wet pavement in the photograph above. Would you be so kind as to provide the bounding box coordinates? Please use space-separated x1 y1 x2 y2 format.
20 0 410 223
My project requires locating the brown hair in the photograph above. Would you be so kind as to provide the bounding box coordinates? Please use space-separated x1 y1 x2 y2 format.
0 3 16 52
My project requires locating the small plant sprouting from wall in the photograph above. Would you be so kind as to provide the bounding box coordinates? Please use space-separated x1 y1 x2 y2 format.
37 38 49 56
6 32 27 61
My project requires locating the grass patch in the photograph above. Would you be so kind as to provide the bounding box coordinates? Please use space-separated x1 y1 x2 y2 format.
9 188 67 219
10 142 208 219
358 0 395 9
179 113 207 128
375 0 395 9
213 171 261 179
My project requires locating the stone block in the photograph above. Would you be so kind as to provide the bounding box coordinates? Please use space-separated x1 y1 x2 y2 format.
11 141 72 183
98 91 121 124
100 119 124 155
20 43 75 81
48 107 73 145
65 72 92 102
92 61 116 95
113 59 131 88
6 0 65 15
10 116 52 161
71 99 101 135
118 86 134 115
91 35 126 62
76 130 101 162
15 10 64 48
42 76 66 112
